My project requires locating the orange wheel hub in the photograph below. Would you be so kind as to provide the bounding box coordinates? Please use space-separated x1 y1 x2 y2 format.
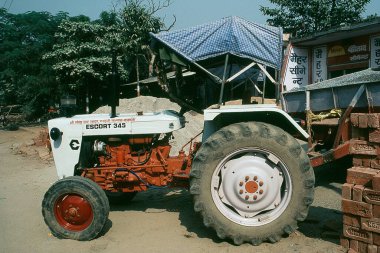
54 194 93 231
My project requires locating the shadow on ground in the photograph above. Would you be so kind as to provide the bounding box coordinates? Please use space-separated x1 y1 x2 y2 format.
299 206 342 244
297 156 351 244
109 188 223 243
313 156 350 191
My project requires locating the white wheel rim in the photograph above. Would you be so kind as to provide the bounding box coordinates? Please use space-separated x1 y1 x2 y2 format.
210 147 292 226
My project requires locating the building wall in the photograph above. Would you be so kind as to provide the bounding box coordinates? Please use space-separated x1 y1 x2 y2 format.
282 32 380 91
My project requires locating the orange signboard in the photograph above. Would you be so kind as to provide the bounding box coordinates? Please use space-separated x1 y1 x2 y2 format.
327 36 369 66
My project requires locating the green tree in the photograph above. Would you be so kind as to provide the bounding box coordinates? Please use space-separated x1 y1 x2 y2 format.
118 0 174 93
260 0 371 37
43 15 128 112
0 8 68 118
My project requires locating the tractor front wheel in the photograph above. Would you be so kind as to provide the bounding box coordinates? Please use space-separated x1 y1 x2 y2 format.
42 176 109 240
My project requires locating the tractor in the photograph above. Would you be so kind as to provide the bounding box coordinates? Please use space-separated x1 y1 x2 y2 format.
42 17 315 245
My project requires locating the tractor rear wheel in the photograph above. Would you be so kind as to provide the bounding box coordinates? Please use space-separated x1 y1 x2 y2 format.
42 176 109 240
190 122 315 245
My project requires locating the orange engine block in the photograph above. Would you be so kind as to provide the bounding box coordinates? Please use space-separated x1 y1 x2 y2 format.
81 135 196 192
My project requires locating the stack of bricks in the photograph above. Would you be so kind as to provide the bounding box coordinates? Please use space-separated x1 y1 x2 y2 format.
341 113 380 252
350 113 380 169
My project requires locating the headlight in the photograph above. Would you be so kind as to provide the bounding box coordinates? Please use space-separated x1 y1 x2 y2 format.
50 127 61 141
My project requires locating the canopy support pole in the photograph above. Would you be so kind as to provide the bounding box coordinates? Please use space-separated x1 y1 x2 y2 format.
257 63 278 85
262 66 267 104
218 54 230 105
192 61 222 84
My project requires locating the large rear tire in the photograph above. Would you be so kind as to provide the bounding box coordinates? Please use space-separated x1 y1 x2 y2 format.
190 122 315 245
42 176 110 241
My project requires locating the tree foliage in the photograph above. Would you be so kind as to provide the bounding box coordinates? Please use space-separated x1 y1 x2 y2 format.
43 15 130 111
260 0 371 37
118 0 171 81
0 0 172 118
0 9 68 118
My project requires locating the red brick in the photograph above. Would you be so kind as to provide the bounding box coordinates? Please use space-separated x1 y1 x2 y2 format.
374 205 380 218
350 140 378 156
352 114 360 127
341 237 350 248
371 159 380 169
353 185 365 201
374 233 380 246
373 174 380 191
342 199 373 217
368 114 380 129
364 189 380 205
350 239 359 251
353 157 364 167
359 114 369 128
368 244 378 253
344 224 373 243
362 217 380 233
370 129 380 144
347 167 379 186
343 183 354 200
353 155 380 169
344 214 361 227
364 158 373 167
358 241 368 253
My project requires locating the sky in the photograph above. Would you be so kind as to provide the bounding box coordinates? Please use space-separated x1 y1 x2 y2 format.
2 0 380 30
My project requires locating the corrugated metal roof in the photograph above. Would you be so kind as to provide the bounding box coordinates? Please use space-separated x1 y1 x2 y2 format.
283 68 380 93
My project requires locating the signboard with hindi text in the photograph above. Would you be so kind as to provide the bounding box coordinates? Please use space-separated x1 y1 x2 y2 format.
371 35 380 69
312 46 327 83
327 36 369 66
283 47 309 91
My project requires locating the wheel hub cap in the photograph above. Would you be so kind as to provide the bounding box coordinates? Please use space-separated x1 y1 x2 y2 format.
245 180 258 194
54 194 93 231
211 148 292 226
217 154 283 217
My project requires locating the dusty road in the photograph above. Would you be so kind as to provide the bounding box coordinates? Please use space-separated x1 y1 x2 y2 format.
0 127 346 253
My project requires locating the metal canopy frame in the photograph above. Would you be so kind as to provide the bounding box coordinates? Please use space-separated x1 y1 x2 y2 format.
213 54 280 106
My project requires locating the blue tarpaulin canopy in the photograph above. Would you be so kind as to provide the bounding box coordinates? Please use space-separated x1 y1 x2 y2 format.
150 16 283 71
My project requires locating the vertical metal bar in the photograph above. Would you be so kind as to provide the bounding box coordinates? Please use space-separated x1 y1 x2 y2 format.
332 88 338 109
136 57 140 97
111 50 117 118
218 54 230 105
306 91 310 111
86 87 90 114
262 66 266 104
305 91 312 147
366 86 373 113
275 70 279 105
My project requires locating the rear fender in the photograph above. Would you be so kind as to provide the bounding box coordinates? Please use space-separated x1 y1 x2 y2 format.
202 105 308 142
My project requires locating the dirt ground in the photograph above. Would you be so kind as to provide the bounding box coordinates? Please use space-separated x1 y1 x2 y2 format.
0 126 347 253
